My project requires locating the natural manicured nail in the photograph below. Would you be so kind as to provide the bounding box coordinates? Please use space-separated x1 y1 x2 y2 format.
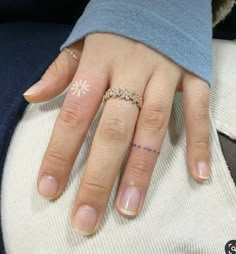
38 175 59 199
73 205 98 235
119 186 141 216
23 81 43 96
196 161 209 180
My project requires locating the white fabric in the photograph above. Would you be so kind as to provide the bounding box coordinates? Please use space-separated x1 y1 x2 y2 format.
1 39 236 254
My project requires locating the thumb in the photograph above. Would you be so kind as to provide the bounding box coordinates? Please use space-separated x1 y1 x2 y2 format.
23 40 84 103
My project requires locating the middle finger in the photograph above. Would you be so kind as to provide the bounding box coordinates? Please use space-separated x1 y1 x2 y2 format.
71 60 153 235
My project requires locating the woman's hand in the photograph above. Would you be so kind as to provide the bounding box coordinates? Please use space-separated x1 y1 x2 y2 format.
23 33 210 235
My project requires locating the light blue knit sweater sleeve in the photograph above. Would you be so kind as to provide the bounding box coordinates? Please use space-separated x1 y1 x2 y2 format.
61 0 213 87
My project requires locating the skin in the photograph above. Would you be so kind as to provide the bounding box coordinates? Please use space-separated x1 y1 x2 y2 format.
23 33 210 235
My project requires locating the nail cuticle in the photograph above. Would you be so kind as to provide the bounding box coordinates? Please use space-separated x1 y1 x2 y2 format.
23 81 43 96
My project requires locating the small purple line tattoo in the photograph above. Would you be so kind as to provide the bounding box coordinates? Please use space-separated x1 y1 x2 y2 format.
130 143 160 154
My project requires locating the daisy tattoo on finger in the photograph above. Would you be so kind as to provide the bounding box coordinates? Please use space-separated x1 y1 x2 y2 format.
70 80 90 97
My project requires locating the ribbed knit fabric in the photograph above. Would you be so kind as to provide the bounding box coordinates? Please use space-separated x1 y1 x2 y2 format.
61 0 213 86
1 39 236 254
210 39 236 139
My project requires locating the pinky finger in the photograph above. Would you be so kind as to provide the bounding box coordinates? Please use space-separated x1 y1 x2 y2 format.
23 40 84 103
183 73 211 182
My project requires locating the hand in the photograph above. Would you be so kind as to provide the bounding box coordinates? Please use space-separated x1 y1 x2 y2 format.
23 33 210 235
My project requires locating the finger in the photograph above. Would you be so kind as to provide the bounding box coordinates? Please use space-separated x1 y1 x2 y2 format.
115 62 182 217
183 73 210 182
23 40 84 103
36 48 109 200
71 56 153 235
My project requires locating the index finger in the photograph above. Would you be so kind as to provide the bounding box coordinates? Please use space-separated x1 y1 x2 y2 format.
37 63 108 199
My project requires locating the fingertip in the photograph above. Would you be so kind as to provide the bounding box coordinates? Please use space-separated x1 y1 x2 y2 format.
23 92 51 103
116 207 139 219
23 92 39 103
23 81 49 103
23 92 44 103
23 81 42 96
115 186 142 219
72 205 99 236
23 80 66 103
193 175 209 183
190 160 210 183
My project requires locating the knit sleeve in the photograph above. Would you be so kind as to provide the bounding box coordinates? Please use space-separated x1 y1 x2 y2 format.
61 0 213 87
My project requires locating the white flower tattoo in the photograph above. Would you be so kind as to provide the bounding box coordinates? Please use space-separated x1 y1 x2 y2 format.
70 80 90 97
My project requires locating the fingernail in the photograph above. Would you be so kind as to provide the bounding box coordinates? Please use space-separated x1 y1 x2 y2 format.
119 186 141 216
196 161 209 180
73 205 98 235
38 175 59 198
23 81 42 96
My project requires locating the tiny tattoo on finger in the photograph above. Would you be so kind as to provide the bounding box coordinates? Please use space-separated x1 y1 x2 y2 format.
70 80 90 97
130 143 160 154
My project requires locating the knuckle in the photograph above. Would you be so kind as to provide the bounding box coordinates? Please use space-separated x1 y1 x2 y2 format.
192 107 209 122
60 100 85 127
189 138 209 150
43 148 68 175
127 159 151 183
140 103 168 131
83 178 108 195
99 118 129 143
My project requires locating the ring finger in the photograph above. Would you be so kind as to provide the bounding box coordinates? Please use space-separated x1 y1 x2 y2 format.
115 62 182 217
